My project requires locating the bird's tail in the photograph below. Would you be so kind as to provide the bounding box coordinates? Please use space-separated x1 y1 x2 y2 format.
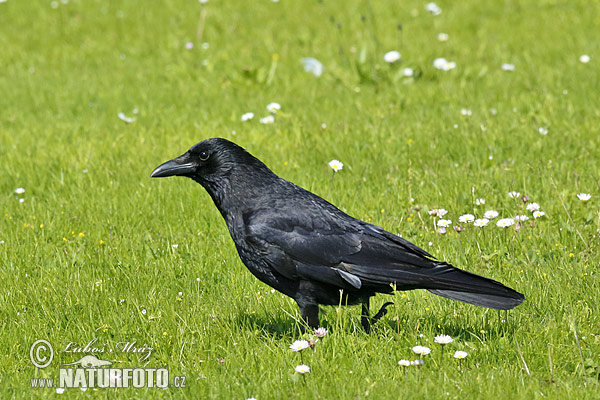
425 263 525 310
346 261 524 310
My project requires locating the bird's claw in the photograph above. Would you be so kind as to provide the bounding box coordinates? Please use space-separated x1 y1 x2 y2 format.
372 302 394 322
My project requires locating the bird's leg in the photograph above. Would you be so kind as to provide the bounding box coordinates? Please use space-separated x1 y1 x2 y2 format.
361 301 372 333
300 304 320 331
361 300 394 333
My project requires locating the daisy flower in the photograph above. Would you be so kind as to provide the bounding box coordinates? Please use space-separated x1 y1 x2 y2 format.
384 51 401 63
501 63 515 71
437 219 452 228
577 193 591 202
328 160 343 172
496 218 515 228
508 191 520 198
185 42 194 50
259 115 274 124
538 127 549 135
526 202 540 212
14 188 25 194
425 2 442 15
290 340 310 352
460 108 472 116
266 102 281 113
402 67 414 77
433 57 456 71
398 359 410 366
314 327 328 338
533 211 546 219
453 351 468 359
295 364 310 374
458 214 475 223
483 210 499 219
474 198 485 206
473 218 489 227
579 54 590 64
434 335 453 344
437 33 449 42
241 112 254 121
412 346 431 356
117 112 135 123
428 208 448 217
411 359 425 366
514 215 529 222
301 57 323 77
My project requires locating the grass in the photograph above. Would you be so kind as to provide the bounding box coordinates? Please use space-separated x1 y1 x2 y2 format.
1 0 599 398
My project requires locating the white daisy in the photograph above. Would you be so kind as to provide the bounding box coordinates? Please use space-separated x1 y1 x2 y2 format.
458 214 475 223
412 345 431 356
241 112 254 121
328 160 343 172
526 202 540 212
411 359 425 366
579 54 590 64
398 359 411 366
514 215 529 222
434 334 453 344
496 218 515 228
266 102 281 113
314 327 328 338
384 51 401 64
433 58 456 71
453 350 468 359
301 57 324 77
295 364 311 374
483 210 499 219
577 193 591 202
290 340 310 352
402 67 414 77
460 108 472 116
533 210 546 219
117 112 135 123
437 219 452 228
501 63 515 71
474 198 485 206
259 115 274 124
428 208 448 217
508 191 520 199
473 218 489 227
437 33 449 42
538 127 549 135
14 188 25 194
425 2 442 15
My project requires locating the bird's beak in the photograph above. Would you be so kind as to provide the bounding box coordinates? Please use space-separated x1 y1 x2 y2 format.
151 155 196 178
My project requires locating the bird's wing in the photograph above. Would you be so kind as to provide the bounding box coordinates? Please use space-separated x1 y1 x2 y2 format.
245 208 364 290
245 208 444 291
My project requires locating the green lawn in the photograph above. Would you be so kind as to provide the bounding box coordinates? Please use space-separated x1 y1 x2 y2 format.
1 0 599 398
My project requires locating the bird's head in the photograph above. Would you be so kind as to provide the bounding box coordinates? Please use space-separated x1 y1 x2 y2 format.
151 138 270 194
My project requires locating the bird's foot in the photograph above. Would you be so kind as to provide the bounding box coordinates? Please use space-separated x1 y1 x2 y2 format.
361 302 394 333
372 302 394 322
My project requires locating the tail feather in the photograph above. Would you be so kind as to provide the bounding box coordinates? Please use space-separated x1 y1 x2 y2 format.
344 261 525 310
428 289 524 310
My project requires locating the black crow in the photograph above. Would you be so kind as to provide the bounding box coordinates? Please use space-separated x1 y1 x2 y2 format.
151 138 524 332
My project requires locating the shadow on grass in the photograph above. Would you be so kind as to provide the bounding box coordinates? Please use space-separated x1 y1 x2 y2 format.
233 312 298 338
380 308 521 341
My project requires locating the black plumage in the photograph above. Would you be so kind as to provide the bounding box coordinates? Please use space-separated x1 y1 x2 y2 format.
151 138 524 331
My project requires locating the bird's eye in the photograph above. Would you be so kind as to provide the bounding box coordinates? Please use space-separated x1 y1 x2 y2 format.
199 151 210 161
